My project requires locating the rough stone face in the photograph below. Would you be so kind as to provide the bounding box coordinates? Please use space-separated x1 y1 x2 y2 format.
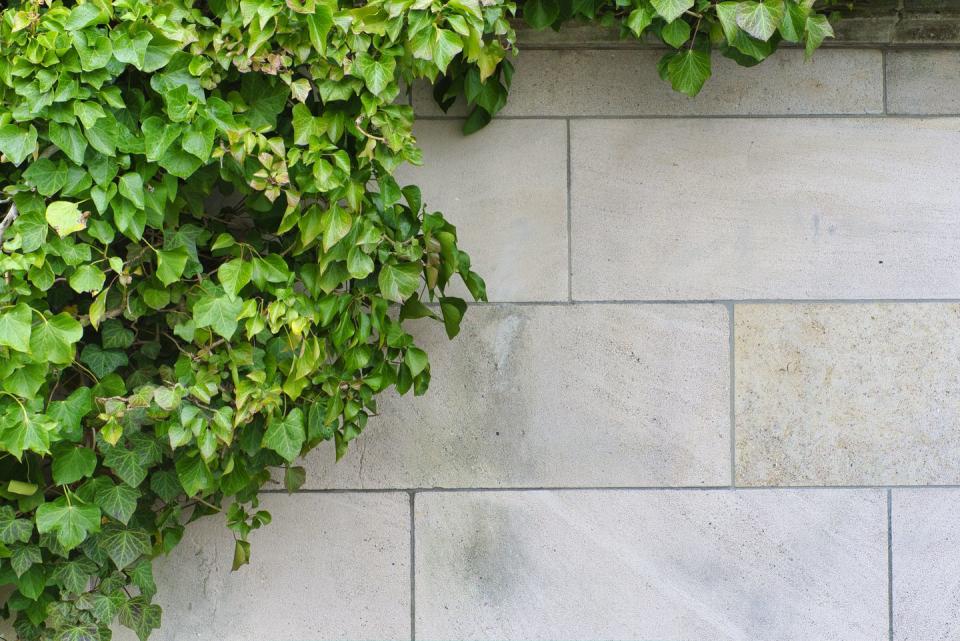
112 494 411 641
414 489 888 640
735 303 960 486
303 303 730 488
570 118 960 300
886 50 960 114
892 489 960 641
414 49 883 117
394 119 568 302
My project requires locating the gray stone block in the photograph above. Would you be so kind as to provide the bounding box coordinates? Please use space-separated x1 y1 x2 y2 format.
570 118 960 300
415 489 888 640
886 50 960 114
413 49 883 116
113 493 410 641
303 303 730 488
735 303 960 486
892 488 960 641
395 119 568 302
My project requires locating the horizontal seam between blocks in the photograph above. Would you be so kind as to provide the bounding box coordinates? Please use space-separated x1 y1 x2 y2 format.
422 299 960 307
514 43 960 51
262 484 960 494
414 113 960 120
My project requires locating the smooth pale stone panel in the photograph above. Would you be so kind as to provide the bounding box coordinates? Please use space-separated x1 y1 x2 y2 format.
412 49 883 116
892 489 960 641
395 119 568 302
303 303 730 488
571 118 960 300
415 489 888 640
886 50 960 114
735 303 960 486
113 494 410 641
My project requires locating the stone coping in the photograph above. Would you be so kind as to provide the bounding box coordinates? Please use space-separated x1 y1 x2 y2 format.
513 6 960 47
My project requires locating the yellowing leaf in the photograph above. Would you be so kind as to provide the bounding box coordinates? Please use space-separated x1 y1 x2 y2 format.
45 201 87 237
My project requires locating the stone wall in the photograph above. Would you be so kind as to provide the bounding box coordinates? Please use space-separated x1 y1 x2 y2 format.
132 33 960 641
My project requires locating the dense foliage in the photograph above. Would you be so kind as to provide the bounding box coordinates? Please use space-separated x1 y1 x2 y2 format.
0 0 831 639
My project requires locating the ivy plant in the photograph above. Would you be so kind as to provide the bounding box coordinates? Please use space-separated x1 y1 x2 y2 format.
0 0 831 639
437 0 834 132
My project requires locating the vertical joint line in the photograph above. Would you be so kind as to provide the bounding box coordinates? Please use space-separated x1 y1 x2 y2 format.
728 302 736 488
409 491 416 641
887 489 894 641
566 119 573 303
881 49 889 115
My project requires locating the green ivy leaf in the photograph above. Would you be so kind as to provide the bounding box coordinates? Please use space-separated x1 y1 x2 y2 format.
378 262 421 303
661 19 691 48
353 53 395 96
193 293 243 339
736 0 785 41
118 173 145 209
99 524 150 569
48 122 88 165
156 246 189 286
35 498 101 551
523 0 560 29
0 303 32 353
804 13 834 58
625 6 655 37
0 124 37 165
51 444 98 485
30 312 83 365
80 344 129 378
217 259 253 299
95 482 140 525
103 447 148 487
0 506 33 544
57 623 101 641
174 454 213 497
22 158 67 196
69 264 106 293
119 597 162 641
10 542 41 577
52 557 98 594
16 565 46 600
650 0 694 23
665 48 712 97
47 388 94 443
262 408 305 463
432 29 464 73
321 206 352 251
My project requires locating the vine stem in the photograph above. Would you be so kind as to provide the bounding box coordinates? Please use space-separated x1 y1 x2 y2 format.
0 200 19 249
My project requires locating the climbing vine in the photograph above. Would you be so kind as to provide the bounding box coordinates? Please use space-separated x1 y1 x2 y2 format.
0 0 831 639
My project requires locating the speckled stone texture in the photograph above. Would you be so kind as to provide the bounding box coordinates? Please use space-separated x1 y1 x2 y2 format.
570 118 960 300
415 489 888 640
886 50 960 114
302 303 730 488
112 494 411 641
892 489 960 641
736 303 960 486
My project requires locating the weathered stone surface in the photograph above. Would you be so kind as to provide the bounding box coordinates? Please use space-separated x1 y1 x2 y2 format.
113 494 410 641
886 50 960 113
415 489 888 640
735 304 960 486
892 488 960 641
394 119 568 302
303 303 730 488
570 118 960 300
414 49 883 117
